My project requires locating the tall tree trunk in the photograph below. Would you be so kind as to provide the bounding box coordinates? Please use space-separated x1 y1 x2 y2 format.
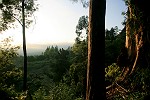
125 0 150 75
107 0 150 99
86 0 106 100
22 0 27 91
125 6 133 59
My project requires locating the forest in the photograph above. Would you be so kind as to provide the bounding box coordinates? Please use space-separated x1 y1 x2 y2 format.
1 0 150 100
0 20 125 100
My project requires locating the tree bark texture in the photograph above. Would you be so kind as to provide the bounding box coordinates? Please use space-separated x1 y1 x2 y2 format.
125 0 150 74
86 0 106 100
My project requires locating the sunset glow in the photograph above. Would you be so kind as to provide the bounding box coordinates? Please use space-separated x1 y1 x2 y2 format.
0 0 88 47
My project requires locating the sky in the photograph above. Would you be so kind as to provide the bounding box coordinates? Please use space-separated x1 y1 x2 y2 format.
106 0 127 30
0 0 127 55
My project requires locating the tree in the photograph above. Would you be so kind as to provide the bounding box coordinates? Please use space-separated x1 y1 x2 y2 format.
0 0 38 31
105 26 119 41
70 0 89 8
105 26 126 67
106 0 150 99
86 0 106 100
75 15 88 43
22 0 27 92
0 37 23 99
117 0 150 79
70 0 106 99
0 0 38 92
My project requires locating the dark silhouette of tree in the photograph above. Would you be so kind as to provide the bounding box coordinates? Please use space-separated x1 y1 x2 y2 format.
0 0 37 92
22 0 27 92
107 0 150 99
86 0 106 100
0 0 37 31
70 0 106 99
118 0 150 78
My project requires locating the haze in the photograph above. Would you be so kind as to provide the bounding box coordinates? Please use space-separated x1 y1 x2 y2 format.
0 0 127 55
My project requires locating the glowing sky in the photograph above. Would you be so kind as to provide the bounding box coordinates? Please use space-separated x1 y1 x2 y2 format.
0 0 127 46
0 0 88 46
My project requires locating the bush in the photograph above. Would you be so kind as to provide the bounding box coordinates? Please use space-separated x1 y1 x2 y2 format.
105 63 121 83
0 37 23 99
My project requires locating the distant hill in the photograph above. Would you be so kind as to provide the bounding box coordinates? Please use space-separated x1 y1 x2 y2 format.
18 42 73 56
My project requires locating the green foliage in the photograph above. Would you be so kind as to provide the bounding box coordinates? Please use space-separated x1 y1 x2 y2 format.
43 46 72 82
48 82 76 100
44 46 59 60
1 13 126 99
11 25 125 99
69 62 87 84
72 40 87 62
0 0 38 31
75 15 88 43
48 82 84 100
45 15 89 100
127 67 150 92
105 27 126 67
105 26 118 40
13 45 73 99
0 37 24 99
106 64 150 99
105 63 121 83
70 0 89 8
32 87 49 100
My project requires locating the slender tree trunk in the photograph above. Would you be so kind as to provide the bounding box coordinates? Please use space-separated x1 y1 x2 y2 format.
86 0 106 100
22 0 27 91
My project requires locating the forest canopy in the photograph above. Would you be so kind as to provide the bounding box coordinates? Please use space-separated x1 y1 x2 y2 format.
1 0 150 100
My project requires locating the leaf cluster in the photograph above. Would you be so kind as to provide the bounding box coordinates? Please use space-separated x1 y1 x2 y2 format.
105 63 121 84
0 0 38 31
105 26 126 67
0 37 23 99
70 0 89 8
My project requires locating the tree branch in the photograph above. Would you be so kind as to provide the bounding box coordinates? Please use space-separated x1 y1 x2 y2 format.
12 15 23 26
